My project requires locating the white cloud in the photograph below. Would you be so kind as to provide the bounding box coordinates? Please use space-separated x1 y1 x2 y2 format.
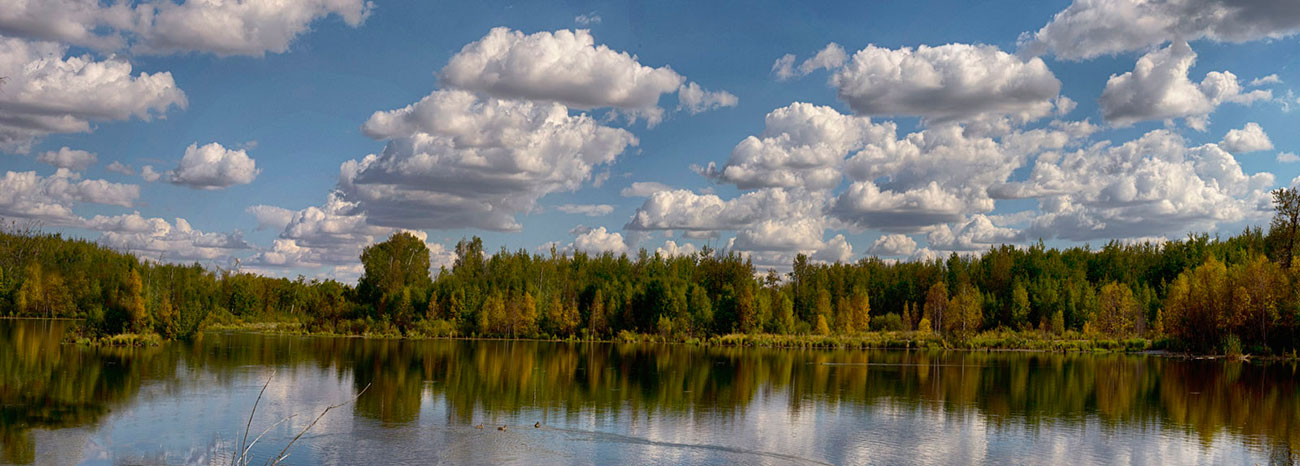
131 0 373 56
833 181 967 231
0 169 138 224
624 188 827 233
620 181 673 197
0 0 374 56
1249 74 1282 86
569 226 628 255
246 192 429 272
574 13 601 25
867 234 917 257
140 165 161 183
346 89 637 231
926 215 1023 252
1220 122 1273 153
0 37 186 152
1020 0 1300 60
557 204 615 217
87 212 251 262
1098 41 1270 129
834 123 1092 231
167 142 260 189
699 102 893 191
773 43 848 80
439 28 702 124
829 43 1061 124
676 82 738 114
811 234 854 263
655 240 699 258
106 161 134 176
246 204 295 231
732 217 827 252
1278 152 1300 163
35 147 96 171
994 129 1274 241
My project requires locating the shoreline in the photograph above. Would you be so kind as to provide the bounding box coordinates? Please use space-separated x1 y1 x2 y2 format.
195 320 1300 360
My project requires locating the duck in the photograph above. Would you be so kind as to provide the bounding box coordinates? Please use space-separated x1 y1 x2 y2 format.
534 422 540 428
474 424 483 429
497 425 507 431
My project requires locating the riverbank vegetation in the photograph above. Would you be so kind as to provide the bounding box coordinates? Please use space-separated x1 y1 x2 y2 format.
3 188 1300 355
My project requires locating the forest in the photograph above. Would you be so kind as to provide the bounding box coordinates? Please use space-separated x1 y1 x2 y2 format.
3 188 1300 354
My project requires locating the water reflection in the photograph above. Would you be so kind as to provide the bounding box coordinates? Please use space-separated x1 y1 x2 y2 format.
1 319 1297 464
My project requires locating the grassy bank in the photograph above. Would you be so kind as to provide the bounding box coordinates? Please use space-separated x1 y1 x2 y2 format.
71 332 163 347
705 330 1163 353
204 313 1172 354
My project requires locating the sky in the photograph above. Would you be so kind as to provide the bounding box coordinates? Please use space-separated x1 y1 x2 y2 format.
1 0 1299 281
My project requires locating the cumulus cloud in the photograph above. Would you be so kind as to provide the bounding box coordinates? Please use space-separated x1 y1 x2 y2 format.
106 161 134 176
439 28 678 121
568 226 628 255
1278 152 1300 163
438 28 731 124
833 122 1093 231
699 102 893 191
245 192 436 274
0 37 186 152
867 234 918 257
0 0 374 56
35 147 96 171
1220 122 1273 153
993 129 1274 241
167 142 260 189
1098 41 1270 129
140 165 162 183
624 188 827 233
246 204 295 231
0 169 138 224
347 90 637 231
1020 0 1300 60
87 212 251 262
926 215 1023 252
731 217 827 252
620 181 673 197
557 204 615 216
655 240 699 258
828 43 1062 124
773 43 848 81
1249 74 1283 86
676 82 738 114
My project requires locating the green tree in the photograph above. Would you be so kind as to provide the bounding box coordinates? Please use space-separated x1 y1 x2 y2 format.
1268 187 1300 268
358 232 432 322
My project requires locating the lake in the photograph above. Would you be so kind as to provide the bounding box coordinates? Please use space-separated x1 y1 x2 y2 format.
1 319 1297 465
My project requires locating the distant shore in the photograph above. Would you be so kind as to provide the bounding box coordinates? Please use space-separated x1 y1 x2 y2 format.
199 319 1293 358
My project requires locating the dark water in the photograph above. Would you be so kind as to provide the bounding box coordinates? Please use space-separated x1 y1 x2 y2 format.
1 320 1298 465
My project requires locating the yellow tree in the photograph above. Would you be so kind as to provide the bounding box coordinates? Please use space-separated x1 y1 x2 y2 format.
924 282 948 333
945 284 982 339
1093 282 1139 337
123 269 148 333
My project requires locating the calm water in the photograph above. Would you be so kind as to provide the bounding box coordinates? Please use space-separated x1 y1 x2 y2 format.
1 320 1298 465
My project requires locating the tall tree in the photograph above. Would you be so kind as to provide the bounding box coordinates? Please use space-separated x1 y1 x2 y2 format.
358 232 433 322
1269 187 1300 268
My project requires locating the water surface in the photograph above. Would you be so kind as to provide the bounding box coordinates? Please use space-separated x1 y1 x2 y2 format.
1 319 1297 465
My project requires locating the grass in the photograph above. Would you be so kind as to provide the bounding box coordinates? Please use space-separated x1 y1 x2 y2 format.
705 329 1161 353
72 332 163 347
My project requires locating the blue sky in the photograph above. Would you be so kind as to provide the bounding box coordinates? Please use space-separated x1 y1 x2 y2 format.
2 0 1299 279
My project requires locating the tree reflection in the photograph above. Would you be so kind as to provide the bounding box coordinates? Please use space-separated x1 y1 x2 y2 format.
2 320 1298 463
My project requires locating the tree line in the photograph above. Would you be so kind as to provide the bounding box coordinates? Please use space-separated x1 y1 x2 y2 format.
3 188 1300 353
